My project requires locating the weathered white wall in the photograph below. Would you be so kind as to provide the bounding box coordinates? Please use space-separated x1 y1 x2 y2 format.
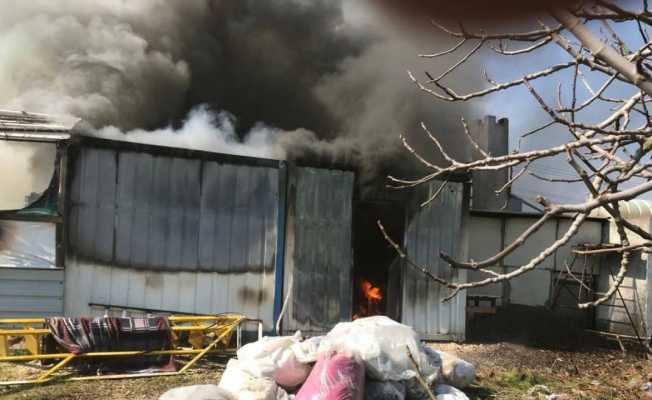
467 214 604 307
466 216 502 299
0 267 64 318
64 260 276 327
595 253 648 336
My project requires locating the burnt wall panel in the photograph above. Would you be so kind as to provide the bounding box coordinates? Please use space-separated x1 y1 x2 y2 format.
284 167 354 334
147 157 173 268
68 145 279 273
66 143 281 327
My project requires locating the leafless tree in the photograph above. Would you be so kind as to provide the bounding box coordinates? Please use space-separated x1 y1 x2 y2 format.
384 1 652 308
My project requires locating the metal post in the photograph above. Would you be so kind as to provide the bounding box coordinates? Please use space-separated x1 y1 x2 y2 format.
273 161 289 334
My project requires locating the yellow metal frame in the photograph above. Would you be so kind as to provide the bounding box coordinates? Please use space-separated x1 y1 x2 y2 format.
0 314 246 385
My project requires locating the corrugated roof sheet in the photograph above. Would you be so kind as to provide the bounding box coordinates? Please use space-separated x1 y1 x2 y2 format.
0 109 79 141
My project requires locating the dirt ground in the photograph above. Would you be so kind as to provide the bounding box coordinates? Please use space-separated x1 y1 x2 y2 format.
434 342 651 400
0 342 650 400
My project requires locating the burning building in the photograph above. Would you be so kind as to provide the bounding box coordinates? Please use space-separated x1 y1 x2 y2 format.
0 110 469 340
3 110 644 343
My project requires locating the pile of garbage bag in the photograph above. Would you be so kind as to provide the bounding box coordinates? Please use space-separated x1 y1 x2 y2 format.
159 316 475 400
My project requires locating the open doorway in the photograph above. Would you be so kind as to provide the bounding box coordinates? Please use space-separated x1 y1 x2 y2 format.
352 201 405 320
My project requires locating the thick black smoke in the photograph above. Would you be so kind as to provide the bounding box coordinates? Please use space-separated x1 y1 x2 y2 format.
0 0 484 185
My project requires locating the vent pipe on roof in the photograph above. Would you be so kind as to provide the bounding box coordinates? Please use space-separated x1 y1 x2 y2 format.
467 115 514 211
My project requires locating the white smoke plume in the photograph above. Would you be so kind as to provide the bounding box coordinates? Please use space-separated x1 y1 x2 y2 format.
95 105 288 160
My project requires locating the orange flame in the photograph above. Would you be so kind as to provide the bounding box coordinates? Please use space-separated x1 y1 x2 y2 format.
361 279 382 303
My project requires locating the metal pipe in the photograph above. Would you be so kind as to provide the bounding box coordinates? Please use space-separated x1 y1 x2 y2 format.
0 347 236 362
0 319 46 324
0 325 235 335
36 354 75 382
178 320 241 373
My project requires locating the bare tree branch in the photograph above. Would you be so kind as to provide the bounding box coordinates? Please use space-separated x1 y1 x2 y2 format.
393 3 652 308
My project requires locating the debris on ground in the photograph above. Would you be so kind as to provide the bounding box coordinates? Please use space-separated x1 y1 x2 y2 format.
162 316 476 400
3 340 649 399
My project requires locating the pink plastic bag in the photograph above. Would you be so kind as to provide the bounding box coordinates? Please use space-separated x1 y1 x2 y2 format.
295 352 365 400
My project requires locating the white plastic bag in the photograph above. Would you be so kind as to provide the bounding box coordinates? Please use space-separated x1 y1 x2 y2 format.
236 332 311 389
420 345 443 385
159 385 235 400
434 384 469 400
434 351 476 388
318 316 434 381
218 359 280 400
290 336 323 364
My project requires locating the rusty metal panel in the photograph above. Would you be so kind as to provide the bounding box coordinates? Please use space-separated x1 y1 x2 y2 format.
283 167 354 334
402 181 466 340
65 143 280 327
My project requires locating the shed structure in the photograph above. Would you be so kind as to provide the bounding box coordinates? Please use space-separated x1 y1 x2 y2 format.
0 111 470 340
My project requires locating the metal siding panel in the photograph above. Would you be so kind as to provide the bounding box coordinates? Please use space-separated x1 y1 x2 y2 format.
147 156 172 268
92 261 112 306
75 148 99 258
214 164 237 272
164 158 186 269
178 272 197 312
126 269 146 307
68 147 118 263
130 153 154 268
94 150 117 262
144 271 164 310
66 146 280 327
161 273 181 311
402 182 465 339
232 166 251 270
287 168 354 333
180 160 201 270
264 168 279 271
0 297 63 313
0 280 62 297
0 268 64 317
212 272 227 314
109 266 129 308
247 168 264 271
195 272 213 314
115 152 137 267
199 162 220 269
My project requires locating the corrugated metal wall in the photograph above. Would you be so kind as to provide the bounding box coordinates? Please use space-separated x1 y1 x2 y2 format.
402 182 466 340
283 167 355 334
402 181 467 341
65 144 280 327
0 268 64 318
